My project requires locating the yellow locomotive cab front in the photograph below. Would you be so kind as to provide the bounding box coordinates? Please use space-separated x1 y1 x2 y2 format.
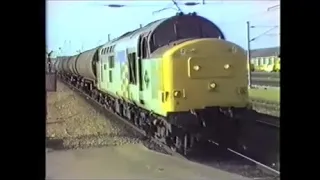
161 38 249 114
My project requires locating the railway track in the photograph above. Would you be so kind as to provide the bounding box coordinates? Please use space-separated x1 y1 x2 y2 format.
250 99 280 118
251 72 280 87
251 72 279 79
251 100 279 111
59 78 280 179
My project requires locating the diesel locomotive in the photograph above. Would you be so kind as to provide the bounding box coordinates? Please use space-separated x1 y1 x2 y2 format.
54 13 250 155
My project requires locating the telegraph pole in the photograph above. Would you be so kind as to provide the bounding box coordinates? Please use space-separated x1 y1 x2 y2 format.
246 20 279 89
246 21 252 88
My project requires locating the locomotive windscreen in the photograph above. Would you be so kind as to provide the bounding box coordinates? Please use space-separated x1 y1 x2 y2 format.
150 15 225 52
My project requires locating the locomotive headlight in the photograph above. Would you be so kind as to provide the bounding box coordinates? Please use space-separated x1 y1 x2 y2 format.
208 82 217 90
193 65 200 71
224 64 230 69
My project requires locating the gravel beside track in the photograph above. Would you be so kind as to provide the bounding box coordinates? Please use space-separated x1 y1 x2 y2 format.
250 100 280 117
46 81 141 150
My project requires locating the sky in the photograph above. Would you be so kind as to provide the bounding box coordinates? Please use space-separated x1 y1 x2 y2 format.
46 0 280 56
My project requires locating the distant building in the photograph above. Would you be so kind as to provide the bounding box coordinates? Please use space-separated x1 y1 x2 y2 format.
250 47 280 58
249 46 280 67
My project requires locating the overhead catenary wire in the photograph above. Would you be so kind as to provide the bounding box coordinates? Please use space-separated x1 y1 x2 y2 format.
95 1 275 25
250 25 279 28
219 2 280 25
264 33 280 37
250 26 278 42
267 4 279 11
97 1 221 8
66 1 280 55
219 10 277 25
152 0 200 15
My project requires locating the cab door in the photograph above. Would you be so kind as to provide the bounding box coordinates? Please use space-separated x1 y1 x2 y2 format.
98 48 110 92
96 50 103 90
137 35 148 104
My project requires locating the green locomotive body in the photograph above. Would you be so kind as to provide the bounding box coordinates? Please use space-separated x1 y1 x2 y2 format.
55 13 252 155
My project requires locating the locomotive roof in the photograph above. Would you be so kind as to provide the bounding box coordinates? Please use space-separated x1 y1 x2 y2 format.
109 13 225 43
110 19 164 43
78 45 103 55
67 45 103 59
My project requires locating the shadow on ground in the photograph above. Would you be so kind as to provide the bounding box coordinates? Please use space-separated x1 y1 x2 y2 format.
46 137 65 150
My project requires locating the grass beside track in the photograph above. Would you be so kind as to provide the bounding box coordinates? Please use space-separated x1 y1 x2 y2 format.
249 88 280 103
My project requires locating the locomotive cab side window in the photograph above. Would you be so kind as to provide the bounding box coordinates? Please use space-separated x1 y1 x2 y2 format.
137 36 144 91
128 52 137 85
109 56 114 68
109 70 113 82
141 38 148 59
108 55 114 83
